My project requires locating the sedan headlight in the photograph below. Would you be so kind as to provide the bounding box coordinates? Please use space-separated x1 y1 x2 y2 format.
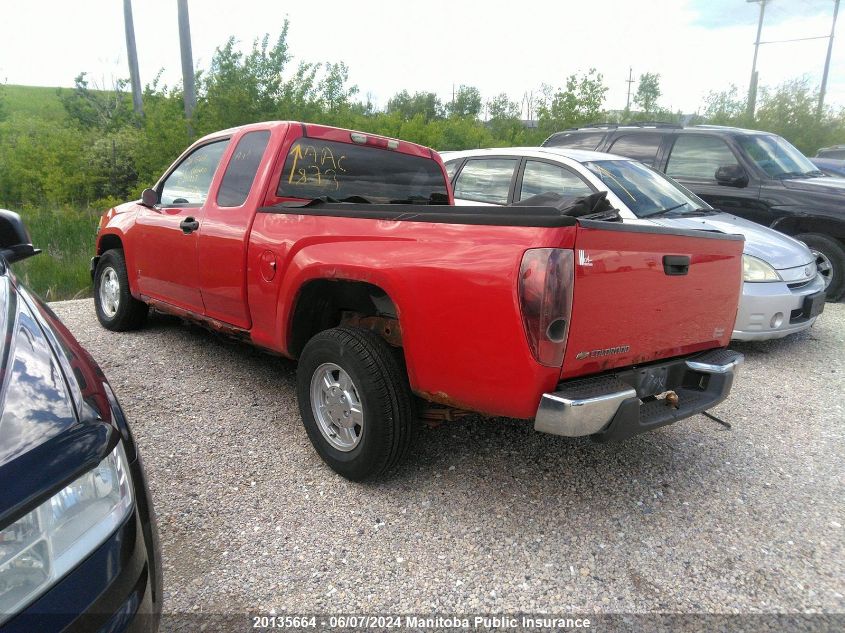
0 443 133 622
743 255 782 282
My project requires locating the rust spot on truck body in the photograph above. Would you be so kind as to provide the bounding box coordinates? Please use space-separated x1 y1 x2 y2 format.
340 311 402 347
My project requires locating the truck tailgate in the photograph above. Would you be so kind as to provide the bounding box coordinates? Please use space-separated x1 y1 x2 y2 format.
561 221 744 380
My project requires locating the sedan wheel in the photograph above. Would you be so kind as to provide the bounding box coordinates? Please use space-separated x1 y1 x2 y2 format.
812 248 833 290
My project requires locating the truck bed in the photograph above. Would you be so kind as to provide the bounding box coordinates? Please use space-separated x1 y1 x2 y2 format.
248 202 744 419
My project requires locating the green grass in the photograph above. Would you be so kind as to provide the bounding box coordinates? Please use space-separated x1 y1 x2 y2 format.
3 84 73 122
11 207 99 301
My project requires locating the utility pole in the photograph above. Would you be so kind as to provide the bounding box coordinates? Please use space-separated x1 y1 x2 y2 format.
747 0 768 118
818 0 840 118
625 66 634 111
122 0 144 117
177 0 197 132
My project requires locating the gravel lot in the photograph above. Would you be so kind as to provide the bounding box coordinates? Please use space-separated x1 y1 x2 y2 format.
51 300 845 618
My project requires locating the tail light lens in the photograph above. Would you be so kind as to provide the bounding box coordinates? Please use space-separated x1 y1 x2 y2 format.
518 248 574 367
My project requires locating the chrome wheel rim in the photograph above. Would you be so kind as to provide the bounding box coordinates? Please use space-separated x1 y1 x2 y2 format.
99 267 120 318
310 363 364 452
813 249 833 289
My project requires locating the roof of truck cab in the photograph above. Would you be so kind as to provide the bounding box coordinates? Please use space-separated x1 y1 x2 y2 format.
438 146 627 163
193 121 436 158
196 120 289 143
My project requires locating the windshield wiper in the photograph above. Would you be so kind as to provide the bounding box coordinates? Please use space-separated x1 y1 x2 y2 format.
648 202 691 217
774 171 808 180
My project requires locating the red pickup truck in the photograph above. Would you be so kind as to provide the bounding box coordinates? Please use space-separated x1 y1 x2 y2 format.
92 122 744 480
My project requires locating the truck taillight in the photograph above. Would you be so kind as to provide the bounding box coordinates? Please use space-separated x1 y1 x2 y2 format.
518 248 574 367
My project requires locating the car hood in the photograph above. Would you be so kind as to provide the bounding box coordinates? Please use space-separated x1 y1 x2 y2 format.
780 176 845 194
648 212 814 270
0 275 77 468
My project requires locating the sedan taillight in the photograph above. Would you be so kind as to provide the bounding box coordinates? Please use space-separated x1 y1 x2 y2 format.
518 248 574 367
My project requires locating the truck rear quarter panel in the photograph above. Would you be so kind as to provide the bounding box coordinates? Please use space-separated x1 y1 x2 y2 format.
247 214 577 419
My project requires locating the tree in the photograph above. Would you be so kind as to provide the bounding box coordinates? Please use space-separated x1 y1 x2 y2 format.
194 24 321 133
633 72 661 115
702 84 747 125
446 85 482 119
536 69 608 134
386 90 443 122
318 62 359 114
59 73 134 132
754 77 844 154
486 93 524 145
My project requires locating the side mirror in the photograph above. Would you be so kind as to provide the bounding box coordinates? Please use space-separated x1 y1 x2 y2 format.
141 188 160 207
715 164 748 188
0 209 40 264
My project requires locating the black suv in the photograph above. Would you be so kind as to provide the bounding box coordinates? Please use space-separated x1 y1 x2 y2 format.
543 124 845 301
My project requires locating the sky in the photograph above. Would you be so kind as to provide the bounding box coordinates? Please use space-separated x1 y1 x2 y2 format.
0 0 841 117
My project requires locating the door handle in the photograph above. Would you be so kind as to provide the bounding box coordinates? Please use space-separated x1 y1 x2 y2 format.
663 255 690 276
180 217 200 234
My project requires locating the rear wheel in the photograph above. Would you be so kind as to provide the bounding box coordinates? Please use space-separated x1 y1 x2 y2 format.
94 249 148 330
296 327 414 481
796 233 845 301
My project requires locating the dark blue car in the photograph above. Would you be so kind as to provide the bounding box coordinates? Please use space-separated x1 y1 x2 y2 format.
0 210 161 632
811 157 845 179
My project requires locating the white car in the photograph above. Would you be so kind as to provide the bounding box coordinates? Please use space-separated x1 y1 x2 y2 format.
440 147 826 342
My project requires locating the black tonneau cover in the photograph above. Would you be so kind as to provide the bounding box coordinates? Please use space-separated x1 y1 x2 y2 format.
258 194 743 240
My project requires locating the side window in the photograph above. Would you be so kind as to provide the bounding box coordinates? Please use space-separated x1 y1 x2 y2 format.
607 133 664 166
545 132 606 150
453 158 518 204
519 161 593 201
444 159 463 181
160 140 230 206
217 131 271 207
666 135 739 180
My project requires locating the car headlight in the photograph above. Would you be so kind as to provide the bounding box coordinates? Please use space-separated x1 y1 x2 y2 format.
743 254 782 282
0 442 133 622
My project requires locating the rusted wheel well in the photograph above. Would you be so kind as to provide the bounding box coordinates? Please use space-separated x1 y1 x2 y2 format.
288 279 400 359
98 233 124 255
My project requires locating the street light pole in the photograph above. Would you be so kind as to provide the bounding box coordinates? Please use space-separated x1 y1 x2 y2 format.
747 0 768 118
817 0 840 118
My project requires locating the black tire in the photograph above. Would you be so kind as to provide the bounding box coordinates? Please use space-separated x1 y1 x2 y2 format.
795 233 845 301
296 327 414 481
94 249 149 331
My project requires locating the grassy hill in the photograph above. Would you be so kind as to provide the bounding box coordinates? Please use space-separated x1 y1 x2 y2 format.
2 85 98 300
3 84 73 121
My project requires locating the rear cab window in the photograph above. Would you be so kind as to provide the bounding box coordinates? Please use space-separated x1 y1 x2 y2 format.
217 131 271 207
276 138 448 204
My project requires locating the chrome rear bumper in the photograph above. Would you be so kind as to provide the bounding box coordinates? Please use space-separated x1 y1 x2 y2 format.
535 349 744 441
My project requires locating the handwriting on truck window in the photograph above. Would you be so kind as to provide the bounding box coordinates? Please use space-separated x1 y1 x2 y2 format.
286 143 347 189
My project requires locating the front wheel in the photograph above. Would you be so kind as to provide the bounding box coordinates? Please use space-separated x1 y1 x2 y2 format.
795 233 845 301
94 249 148 331
296 327 414 481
